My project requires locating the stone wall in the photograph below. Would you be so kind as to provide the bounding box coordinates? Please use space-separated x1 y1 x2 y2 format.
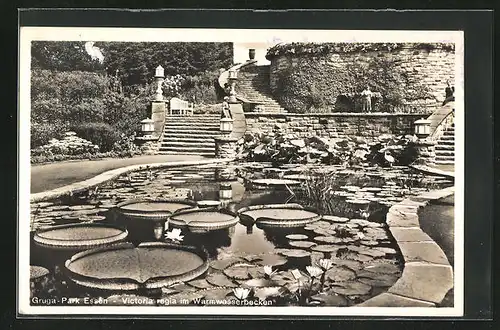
269 46 455 104
245 113 426 140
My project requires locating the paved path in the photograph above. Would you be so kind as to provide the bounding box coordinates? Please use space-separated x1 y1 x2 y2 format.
418 194 455 307
31 155 206 193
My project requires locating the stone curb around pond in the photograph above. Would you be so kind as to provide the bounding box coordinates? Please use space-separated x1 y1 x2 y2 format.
410 164 455 179
358 186 455 307
30 158 235 203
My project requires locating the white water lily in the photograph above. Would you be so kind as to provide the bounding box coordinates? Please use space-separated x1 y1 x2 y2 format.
291 269 303 280
233 287 251 300
306 266 324 278
165 228 184 242
356 232 366 240
318 258 333 271
263 265 277 277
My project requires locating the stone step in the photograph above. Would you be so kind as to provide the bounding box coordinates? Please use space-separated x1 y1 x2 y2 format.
164 124 219 130
435 155 455 161
163 133 219 139
437 140 454 146
443 130 455 136
158 146 215 153
158 151 215 156
161 139 215 146
163 130 220 136
434 159 455 165
438 135 454 141
435 150 455 156
164 118 220 123
435 144 455 151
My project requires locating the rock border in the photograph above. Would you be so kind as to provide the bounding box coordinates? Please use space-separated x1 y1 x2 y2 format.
359 186 454 307
31 158 234 203
410 164 455 179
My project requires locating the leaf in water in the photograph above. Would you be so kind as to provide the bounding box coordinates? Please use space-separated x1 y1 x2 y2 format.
330 281 372 296
243 278 272 288
187 279 213 289
254 286 284 301
325 266 357 283
255 253 288 267
201 288 232 300
310 292 348 306
223 263 256 280
209 257 243 271
206 273 238 288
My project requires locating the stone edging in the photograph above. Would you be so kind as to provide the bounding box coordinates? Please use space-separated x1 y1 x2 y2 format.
30 158 234 203
410 164 455 179
244 112 428 118
359 186 455 307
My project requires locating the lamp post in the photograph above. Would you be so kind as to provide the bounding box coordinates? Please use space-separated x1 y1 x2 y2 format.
154 65 165 101
141 118 155 137
414 119 432 139
228 68 238 103
220 117 234 137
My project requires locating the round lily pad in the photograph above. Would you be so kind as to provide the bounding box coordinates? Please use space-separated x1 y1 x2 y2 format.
330 281 372 296
325 266 357 282
286 234 309 240
280 249 311 258
254 286 284 301
206 273 238 288
310 292 348 306
331 258 363 271
322 215 349 223
30 265 49 280
311 245 342 253
362 262 400 275
169 208 239 232
223 263 255 280
239 204 321 228
358 274 399 287
373 247 398 256
242 278 273 288
68 205 95 211
197 200 221 207
255 253 288 267
187 279 213 289
65 242 209 290
314 236 344 244
209 257 243 270
289 241 317 249
360 240 380 247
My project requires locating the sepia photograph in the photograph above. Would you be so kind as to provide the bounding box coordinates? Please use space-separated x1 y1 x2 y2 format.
18 26 464 317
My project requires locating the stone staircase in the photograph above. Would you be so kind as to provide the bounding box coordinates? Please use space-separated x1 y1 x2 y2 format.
237 65 286 113
158 114 219 156
434 124 455 165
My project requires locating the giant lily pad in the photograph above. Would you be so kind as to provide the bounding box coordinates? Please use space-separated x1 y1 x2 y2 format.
254 253 288 267
286 234 309 240
209 257 243 271
34 223 128 250
169 208 239 233
289 241 317 249
116 199 196 220
238 204 321 228
64 242 209 291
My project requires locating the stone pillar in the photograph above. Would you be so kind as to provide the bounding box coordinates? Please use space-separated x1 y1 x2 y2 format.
151 101 166 136
135 136 159 155
214 136 239 159
414 139 436 166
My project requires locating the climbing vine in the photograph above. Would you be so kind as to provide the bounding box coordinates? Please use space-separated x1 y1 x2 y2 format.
266 42 455 60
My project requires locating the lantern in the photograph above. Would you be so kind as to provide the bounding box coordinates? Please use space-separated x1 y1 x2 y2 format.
155 65 164 78
220 117 234 136
414 119 432 139
141 118 155 136
219 182 233 200
228 68 238 79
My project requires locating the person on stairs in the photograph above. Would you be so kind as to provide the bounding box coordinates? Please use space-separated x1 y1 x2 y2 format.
221 96 232 119
361 86 373 112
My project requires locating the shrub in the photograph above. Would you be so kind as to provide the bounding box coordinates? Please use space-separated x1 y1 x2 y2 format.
71 123 122 152
31 122 66 148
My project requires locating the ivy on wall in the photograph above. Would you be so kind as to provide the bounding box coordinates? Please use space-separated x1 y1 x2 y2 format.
274 56 434 113
266 42 455 60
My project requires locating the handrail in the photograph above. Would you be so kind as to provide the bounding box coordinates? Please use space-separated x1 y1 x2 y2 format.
429 104 455 141
217 59 258 90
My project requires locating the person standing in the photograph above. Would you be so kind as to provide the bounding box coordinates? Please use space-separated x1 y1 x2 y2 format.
361 86 373 112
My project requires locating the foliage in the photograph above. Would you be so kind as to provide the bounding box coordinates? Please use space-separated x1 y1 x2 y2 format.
274 56 433 113
70 122 122 152
31 122 66 148
266 42 455 60
238 130 419 167
31 41 105 72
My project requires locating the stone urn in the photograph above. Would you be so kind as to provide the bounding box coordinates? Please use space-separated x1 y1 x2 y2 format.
249 48 256 60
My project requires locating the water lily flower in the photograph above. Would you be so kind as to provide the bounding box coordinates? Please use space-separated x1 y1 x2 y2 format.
165 228 184 242
263 265 277 277
233 287 251 300
318 258 333 271
306 266 324 278
291 269 303 280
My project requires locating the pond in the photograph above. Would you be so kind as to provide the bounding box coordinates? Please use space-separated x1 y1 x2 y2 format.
29 162 453 307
